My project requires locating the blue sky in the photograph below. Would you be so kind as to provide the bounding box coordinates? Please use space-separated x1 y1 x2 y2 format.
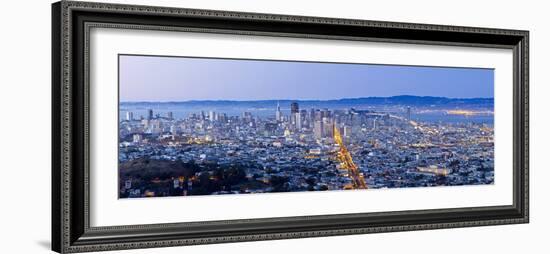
119 55 494 102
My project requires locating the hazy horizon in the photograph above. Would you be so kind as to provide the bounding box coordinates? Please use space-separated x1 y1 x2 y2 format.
119 94 495 103
120 55 494 102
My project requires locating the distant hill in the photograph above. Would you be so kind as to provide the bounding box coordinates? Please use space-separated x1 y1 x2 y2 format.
334 95 493 106
121 95 493 108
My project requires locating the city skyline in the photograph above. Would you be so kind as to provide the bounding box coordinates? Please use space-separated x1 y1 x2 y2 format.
118 55 494 198
119 99 494 198
119 55 494 102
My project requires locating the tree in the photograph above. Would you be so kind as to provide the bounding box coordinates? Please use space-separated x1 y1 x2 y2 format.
305 177 317 186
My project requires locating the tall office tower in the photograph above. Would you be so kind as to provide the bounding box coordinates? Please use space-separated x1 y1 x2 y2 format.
300 109 308 128
291 102 299 114
290 102 299 129
209 111 215 121
275 102 282 121
321 108 330 119
372 118 377 130
406 106 411 121
249 118 256 128
294 112 302 130
322 117 333 137
219 113 227 123
147 109 153 120
167 111 173 120
314 120 324 139
309 108 316 121
200 111 206 120
314 110 322 121
126 111 133 121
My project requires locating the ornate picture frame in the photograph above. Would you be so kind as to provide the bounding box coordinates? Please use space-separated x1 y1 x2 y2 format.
52 1 529 253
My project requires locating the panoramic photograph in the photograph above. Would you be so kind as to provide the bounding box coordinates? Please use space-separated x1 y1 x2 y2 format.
118 54 495 198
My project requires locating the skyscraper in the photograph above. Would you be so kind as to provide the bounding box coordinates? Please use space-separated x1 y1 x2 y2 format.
314 120 324 139
300 109 309 128
209 111 215 121
147 109 153 120
275 102 282 121
406 106 411 121
322 117 333 137
126 111 133 121
219 113 227 123
167 111 173 120
200 111 205 120
291 102 299 114
321 108 330 119
295 112 302 130
290 102 301 131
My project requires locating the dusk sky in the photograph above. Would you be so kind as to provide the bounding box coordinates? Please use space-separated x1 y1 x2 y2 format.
119 55 494 102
